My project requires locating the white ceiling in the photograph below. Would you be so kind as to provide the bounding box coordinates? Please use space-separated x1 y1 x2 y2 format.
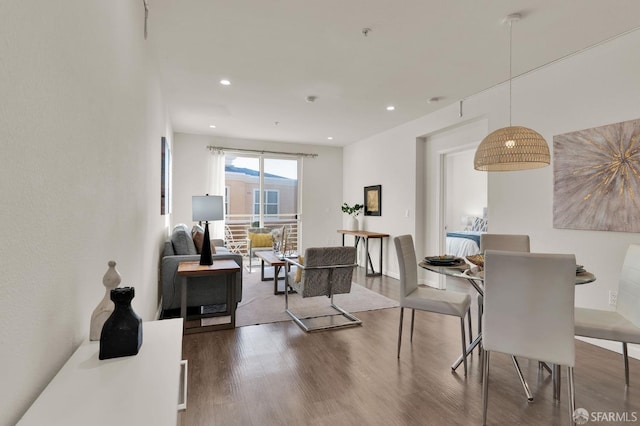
150 0 640 147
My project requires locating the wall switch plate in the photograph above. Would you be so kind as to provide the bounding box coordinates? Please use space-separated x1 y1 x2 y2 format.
609 290 618 306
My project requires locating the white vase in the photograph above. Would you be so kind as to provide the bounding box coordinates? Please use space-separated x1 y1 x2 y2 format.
349 216 358 230
357 217 364 231
90 260 121 341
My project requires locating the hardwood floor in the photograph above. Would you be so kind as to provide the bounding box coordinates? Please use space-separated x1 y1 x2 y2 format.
180 267 640 425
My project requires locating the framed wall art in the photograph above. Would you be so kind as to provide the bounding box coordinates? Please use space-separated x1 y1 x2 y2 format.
161 137 171 215
364 185 381 216
553 118 640 232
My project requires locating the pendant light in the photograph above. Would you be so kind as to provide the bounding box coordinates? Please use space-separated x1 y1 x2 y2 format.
474 14 550 171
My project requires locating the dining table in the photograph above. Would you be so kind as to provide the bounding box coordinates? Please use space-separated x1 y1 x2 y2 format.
419 256 596 402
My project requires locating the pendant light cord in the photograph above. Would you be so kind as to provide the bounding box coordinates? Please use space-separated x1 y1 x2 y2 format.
509 19 513 127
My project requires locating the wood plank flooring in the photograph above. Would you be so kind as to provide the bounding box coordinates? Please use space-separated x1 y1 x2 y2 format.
180 267 640 425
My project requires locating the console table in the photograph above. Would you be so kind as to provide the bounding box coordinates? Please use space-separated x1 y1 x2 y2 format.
338 230 389 276
18 319 185 426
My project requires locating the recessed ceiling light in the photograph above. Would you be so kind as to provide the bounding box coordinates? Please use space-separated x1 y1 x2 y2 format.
386 105 395 111
220 79 231 86
209 125 216 128
327 136 333 140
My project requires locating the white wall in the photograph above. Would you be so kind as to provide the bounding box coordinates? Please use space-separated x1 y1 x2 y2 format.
344 29 640 357
172 133 344 250
445 150 487 233
0 2 170 424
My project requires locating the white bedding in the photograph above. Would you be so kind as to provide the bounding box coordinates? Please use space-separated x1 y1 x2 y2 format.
446 233 481 257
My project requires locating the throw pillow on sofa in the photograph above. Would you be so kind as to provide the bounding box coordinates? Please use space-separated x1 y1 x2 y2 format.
171 224 197 255
191 225 216 254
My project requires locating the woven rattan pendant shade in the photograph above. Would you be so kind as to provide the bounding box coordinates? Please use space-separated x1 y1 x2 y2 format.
474 13 550 172
474 126 550 171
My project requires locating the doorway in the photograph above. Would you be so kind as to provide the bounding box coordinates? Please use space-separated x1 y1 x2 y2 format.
442 149 487 256
419 119 488 289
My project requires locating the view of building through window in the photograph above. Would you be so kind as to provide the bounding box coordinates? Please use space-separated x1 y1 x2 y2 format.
224 155 299 253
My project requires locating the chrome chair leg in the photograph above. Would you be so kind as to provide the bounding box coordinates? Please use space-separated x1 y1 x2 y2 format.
568 366 576 426
467 307 473 345
477 296 483 354
539 361 552 374
623 342 630 387
397 307 404 358
459 318 468 376
410 309 415 342
482 350 490 425
553 363 561 401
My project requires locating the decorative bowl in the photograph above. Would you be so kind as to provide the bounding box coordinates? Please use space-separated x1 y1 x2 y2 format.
466 254 485 268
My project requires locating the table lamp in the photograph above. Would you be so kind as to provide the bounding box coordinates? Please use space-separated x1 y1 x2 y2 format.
192 194 224 265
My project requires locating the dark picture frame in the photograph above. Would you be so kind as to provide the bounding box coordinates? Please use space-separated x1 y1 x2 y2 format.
161 137 171 215
364 185 381 216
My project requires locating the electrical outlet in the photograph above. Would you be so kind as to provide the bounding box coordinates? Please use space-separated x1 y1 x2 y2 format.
609 291 618 306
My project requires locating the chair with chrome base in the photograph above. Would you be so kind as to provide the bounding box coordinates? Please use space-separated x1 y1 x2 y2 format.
481 250 577 426
575 243 640 387
284 246 361 332
394 234 472 376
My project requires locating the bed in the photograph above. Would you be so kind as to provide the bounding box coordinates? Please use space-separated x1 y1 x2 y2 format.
446 231 482 257
445 217 487 257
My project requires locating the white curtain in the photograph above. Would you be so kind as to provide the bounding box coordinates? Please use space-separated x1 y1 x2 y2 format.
208 149 225 240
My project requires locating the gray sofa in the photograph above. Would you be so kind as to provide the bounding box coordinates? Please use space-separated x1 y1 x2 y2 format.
161 224 243 316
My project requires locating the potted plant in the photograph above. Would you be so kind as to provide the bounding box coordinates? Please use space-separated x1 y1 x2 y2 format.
342 202 364 230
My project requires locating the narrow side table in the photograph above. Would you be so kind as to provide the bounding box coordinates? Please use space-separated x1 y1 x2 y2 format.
337 230 389 276
177 259 240 334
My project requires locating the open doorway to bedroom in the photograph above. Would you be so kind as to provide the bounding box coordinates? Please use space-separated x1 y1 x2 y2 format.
418 118 488 290
443 149 487 259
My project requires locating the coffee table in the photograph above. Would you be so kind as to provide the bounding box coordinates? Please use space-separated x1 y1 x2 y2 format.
254 250 297 295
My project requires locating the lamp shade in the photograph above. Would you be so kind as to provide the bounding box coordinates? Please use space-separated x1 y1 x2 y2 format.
474 126 550 171
192 195 224 222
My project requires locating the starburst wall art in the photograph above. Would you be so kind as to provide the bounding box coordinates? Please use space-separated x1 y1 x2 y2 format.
553 118 640 232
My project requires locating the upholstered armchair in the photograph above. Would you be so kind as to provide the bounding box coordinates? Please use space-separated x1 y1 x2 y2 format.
246 227 274 270
283 246 361 332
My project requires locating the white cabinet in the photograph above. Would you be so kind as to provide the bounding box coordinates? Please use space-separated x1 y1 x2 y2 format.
18 319 184 426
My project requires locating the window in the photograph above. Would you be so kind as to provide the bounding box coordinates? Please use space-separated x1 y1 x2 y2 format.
253 189 279 217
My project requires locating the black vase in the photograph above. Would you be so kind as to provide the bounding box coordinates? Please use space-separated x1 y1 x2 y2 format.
99 287 143 360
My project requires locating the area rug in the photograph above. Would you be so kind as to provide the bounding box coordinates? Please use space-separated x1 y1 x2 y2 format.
228 268 399 327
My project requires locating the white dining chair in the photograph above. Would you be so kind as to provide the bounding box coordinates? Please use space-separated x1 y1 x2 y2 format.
480 234 530 253
394 235 472 375
575 243 640 386
477 234 530 335
481 250 577 426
